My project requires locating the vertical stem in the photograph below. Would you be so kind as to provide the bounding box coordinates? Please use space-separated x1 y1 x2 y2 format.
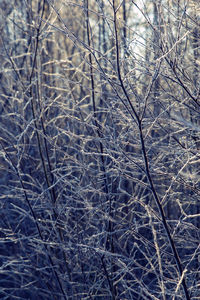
122 0 127 54
28 0 71 293
112 1 190 298
85 1 116 298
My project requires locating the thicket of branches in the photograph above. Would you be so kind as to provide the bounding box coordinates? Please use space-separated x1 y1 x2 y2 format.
0 0 199 299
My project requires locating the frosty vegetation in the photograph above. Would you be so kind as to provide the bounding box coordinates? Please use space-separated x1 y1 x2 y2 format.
0 0 199 299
